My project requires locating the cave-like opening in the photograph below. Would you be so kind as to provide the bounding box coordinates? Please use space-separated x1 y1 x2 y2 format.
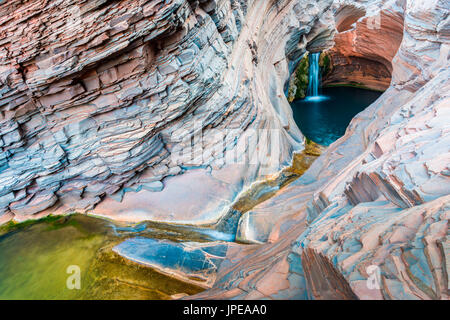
288 4 404 146
289 50 382 146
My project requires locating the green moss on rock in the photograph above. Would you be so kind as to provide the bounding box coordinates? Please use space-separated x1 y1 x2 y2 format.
0 215 63 236
288 54 309 102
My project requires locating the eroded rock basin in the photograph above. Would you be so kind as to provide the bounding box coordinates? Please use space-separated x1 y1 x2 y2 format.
0 82 380 299
0 141 325 299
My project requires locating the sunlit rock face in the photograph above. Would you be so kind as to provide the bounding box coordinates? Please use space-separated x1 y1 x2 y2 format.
192 0 450 300
322 0 405 91
0 0 337 224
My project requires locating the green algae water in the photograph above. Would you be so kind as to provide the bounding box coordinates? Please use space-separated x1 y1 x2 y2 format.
0 215 204 300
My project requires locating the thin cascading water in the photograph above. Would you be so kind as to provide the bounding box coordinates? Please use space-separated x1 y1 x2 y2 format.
305 52 328 102
292 52 382 145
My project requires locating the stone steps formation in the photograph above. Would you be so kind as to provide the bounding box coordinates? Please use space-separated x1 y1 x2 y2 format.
0 0 448 300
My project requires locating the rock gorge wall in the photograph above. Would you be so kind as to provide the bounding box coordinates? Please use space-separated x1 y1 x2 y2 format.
322 0 405 91
0 0 336 224
0 0 448 301
191 0 450 300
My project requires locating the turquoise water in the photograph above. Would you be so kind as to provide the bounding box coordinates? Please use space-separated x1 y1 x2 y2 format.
307 52 321 97
291 87 382 146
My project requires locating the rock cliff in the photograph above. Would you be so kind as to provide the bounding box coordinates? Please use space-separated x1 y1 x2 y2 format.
1 0 334 224
191 0 449 300
322 0 405 91
0 0 449 300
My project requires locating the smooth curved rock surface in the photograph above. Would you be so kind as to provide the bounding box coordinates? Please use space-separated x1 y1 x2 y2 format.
192 0 450 300
0 0 448 301
323 0 405 91
0 0 339 223
113 237 233 288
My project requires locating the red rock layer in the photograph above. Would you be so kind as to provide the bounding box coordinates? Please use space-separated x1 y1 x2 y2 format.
323 3 405 91
301 248 359 300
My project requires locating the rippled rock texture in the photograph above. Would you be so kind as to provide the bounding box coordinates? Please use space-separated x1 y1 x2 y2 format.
113 238 233 288
192 0 450 300
1 0 449 300
322 0 405 91
1 0 337 223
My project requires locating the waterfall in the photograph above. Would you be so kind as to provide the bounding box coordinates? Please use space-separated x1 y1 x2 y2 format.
307 52 321 98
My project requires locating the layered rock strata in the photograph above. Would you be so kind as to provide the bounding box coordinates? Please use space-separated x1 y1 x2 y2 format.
191 0 450 300
0 0 449 301
322 0 405 91
0 0 336 224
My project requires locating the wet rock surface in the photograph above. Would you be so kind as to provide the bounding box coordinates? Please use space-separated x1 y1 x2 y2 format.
113 237 233 288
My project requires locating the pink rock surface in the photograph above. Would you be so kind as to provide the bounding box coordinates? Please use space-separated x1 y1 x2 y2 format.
192 0 450 300
0 0 448 300
323 1 405 91
1 0 320 222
